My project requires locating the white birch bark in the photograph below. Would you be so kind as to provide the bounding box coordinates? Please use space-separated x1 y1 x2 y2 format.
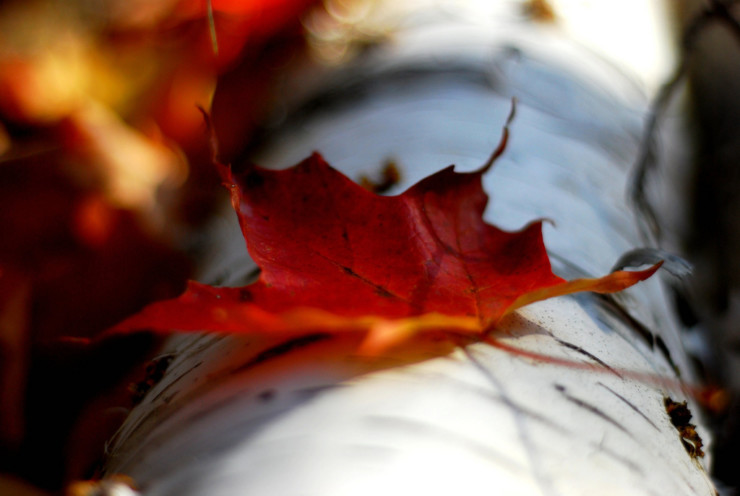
100 2 716 495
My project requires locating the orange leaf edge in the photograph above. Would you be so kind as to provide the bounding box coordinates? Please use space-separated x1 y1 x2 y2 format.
504 261 663 317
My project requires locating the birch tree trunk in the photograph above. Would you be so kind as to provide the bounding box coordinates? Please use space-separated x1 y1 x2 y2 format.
100 2 716 495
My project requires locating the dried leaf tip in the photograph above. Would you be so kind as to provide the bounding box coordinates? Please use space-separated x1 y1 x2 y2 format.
479 97 517 174
611 248 691 279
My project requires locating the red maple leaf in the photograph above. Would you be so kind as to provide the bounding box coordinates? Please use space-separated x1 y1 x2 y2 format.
112 139 660 354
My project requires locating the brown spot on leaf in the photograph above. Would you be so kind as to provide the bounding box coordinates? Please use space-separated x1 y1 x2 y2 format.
238 289 253 302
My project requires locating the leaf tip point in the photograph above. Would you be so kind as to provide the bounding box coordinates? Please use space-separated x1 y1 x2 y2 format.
478 97 518 175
